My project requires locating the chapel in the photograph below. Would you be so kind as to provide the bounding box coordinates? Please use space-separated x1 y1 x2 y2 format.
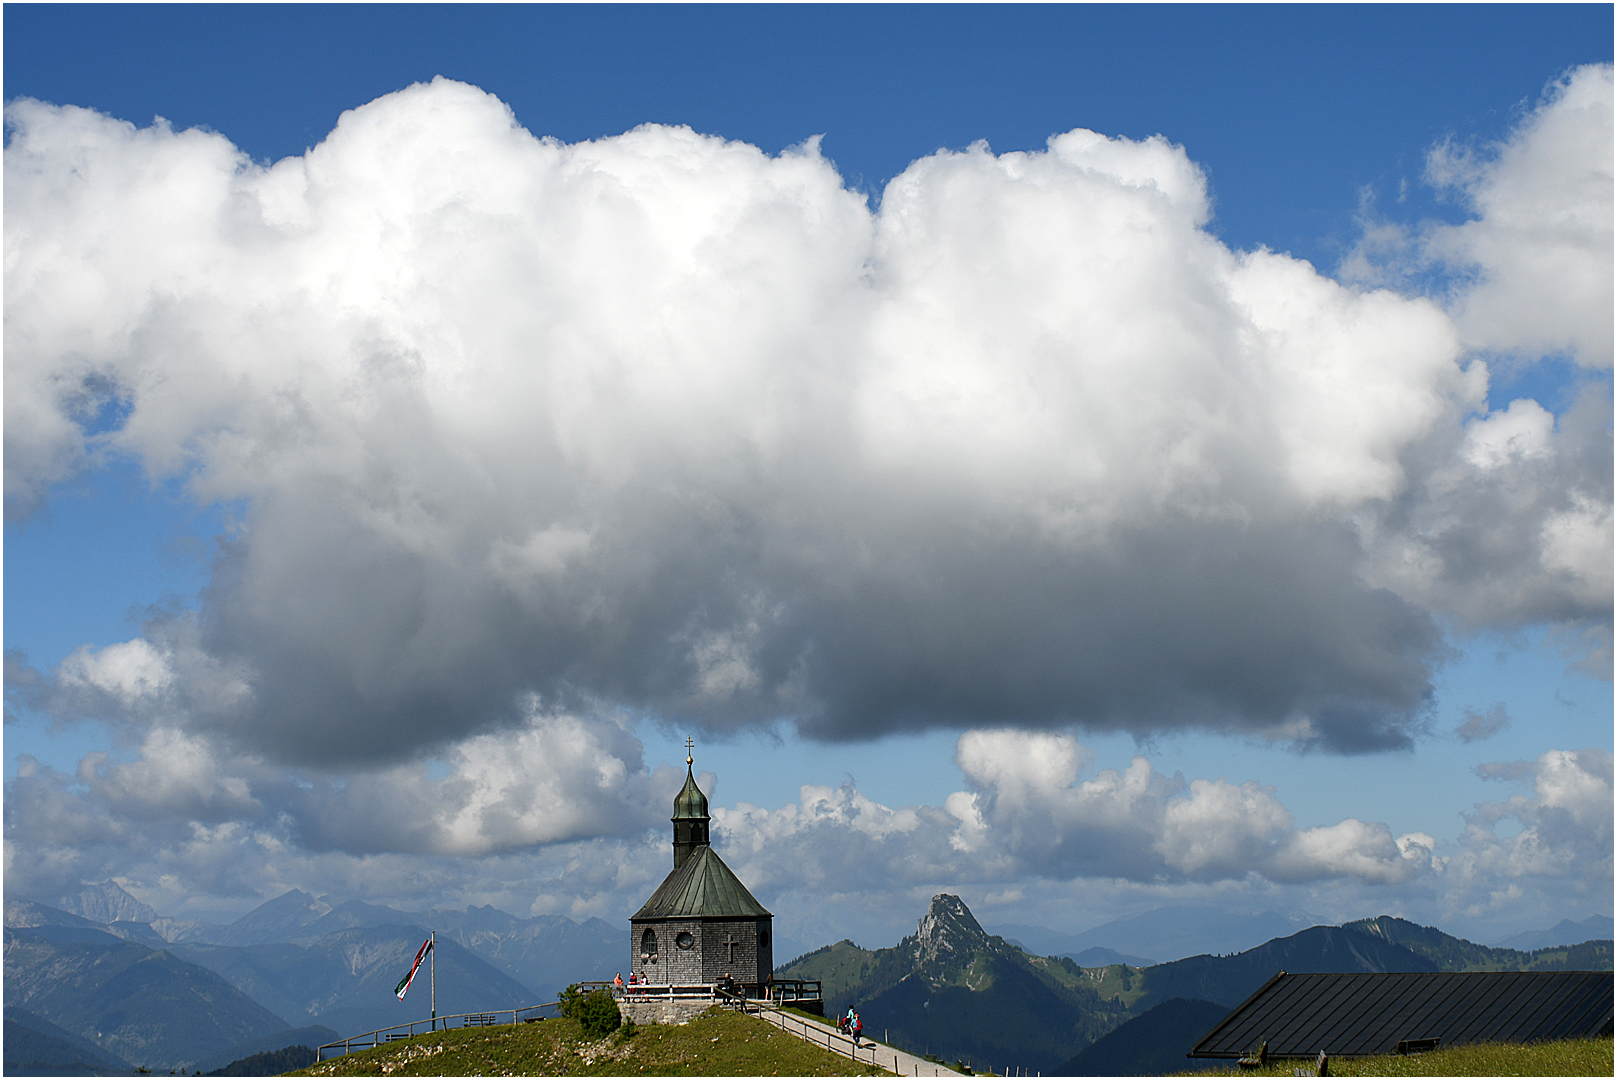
628 742 773 987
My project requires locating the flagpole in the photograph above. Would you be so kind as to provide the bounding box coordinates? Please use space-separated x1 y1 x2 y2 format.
430 930 437 1030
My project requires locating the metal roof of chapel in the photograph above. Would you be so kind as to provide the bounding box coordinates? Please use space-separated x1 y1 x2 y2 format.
631 844 771 921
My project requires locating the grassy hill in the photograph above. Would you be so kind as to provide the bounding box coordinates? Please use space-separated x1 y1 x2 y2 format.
1183 1035 1613 1077
290 1006 886 1076
289 1013 1610 1077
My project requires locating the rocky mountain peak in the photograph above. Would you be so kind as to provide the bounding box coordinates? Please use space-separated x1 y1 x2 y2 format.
57 881 159 925
912 893 991 966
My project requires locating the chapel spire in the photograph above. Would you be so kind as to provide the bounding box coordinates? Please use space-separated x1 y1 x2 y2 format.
671 737 710 870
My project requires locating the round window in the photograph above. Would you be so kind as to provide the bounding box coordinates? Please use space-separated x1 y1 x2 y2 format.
760 931 770 948
676 931 695 950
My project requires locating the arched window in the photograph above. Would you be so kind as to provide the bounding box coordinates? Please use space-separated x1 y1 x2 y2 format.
640 928 658 957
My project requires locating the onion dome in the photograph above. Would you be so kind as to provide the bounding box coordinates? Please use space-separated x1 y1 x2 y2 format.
670 740 710 869
673 762 709 821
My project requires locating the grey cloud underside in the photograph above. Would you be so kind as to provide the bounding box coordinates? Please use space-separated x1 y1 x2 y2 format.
195 494 1440 764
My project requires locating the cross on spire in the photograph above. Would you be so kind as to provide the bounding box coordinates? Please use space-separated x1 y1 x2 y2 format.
685 736 695 766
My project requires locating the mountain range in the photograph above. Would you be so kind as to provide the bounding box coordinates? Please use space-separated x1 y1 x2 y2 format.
2 929 290 1070
5 880 1609 1075
1496 914 1615 952
3 887 622 1071
780 893 1614 1075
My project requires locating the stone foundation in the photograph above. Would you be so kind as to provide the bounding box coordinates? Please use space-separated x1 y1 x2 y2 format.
619 997 717 1026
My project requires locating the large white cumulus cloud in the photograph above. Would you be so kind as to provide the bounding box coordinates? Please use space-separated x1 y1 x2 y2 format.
1426 64 1614 367
5 74 1609 770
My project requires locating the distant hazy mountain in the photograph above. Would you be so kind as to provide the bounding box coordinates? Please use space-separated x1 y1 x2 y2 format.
2 929 290 1070
431 905 623 999
54 881 160 925
297 898 431 942
4 1006 134 1076
1495 914 1615 952
1059 998 1230 1075
986 921 1154 964
170 922 539 1037
213 888 336 945
5 899 99 932
149 915 225 943
1057 905 1324 964
984 921 1095 958
1347 915 1613 972
12 887 626 1015
1069 946 1158 967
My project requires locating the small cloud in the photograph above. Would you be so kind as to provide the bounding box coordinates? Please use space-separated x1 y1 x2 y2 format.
1454 703 1510 742
1476 759 1535 782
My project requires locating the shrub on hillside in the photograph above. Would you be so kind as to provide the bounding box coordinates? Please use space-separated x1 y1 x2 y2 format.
559 984 621 1039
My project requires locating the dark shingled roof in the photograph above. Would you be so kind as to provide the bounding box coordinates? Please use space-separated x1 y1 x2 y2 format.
1189 970 1614 1059
631 845 772 921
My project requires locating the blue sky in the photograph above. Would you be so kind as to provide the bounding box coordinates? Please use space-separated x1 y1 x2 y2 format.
4 6 1611 954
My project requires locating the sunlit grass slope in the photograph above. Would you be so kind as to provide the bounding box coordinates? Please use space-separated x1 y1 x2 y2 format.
1177 1036 1612 1077
287 1006 887 1077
